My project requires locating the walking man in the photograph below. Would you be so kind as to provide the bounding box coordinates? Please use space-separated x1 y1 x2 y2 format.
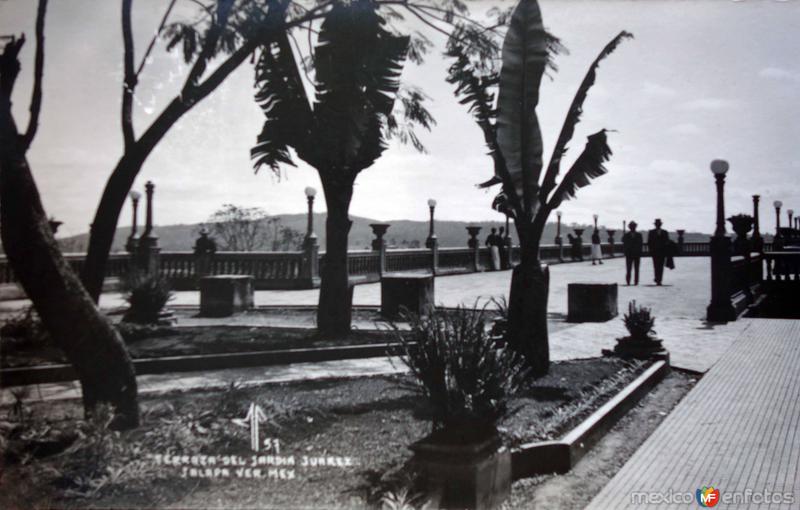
648 218 670 285
622 221 643 285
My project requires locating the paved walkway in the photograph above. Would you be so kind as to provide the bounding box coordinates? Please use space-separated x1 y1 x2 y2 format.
0 357 406 405
587 318 800 509
2 257 749 405
0 257 704 319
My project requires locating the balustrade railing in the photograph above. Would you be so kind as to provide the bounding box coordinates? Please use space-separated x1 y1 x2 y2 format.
5 239 783 294
731 253 763 297
764 251 800 282
437 248 474 270
386 248 432 273
346 251 380 276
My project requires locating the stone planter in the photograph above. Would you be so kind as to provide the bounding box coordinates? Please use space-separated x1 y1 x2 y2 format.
410 431 511 509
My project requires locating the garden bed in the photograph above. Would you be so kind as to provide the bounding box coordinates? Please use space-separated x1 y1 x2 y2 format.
1 321 401 370
0 356 649 509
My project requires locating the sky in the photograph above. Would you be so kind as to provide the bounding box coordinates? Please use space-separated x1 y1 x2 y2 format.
1 0 799 238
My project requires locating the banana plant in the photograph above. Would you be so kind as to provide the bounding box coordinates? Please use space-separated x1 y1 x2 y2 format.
250 0 431 336
447 0 632 374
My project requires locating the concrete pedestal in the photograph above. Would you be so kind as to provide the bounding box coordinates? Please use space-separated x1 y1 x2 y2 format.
200 275 254 317
567 282 618 322
411 434 511 510
381 273 434 318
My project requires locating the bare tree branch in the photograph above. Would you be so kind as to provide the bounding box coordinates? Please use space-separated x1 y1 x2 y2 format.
21 0 47 151
121 0 136 149
135 0 178 77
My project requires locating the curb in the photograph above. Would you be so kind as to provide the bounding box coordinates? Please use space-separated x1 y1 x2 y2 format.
0 342 404 387
511 359 669 480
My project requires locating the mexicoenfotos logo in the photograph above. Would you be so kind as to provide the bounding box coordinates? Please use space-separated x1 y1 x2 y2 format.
696 486 720 507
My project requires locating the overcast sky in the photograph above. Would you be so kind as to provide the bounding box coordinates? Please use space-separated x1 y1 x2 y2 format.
2 0 799 238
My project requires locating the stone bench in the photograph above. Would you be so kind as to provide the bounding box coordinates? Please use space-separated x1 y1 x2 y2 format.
567 282 618 322
381 273 434 319
200 275 254 317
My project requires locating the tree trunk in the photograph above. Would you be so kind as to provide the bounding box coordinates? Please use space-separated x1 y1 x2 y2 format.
317 181 354 337
506 227 550 376
83 98 190 302
0 130 140 429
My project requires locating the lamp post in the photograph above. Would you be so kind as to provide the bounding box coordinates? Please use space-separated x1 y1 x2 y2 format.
593 214 598 230
137 181 160 275
555 210 563 262
788 209 794 229
774 200 782 233
304 186 318 248
425 199 438 275
425 198 437 248
752 195 763 252
707 159 736 322
142 181 156 240
126 190 141 253
300 186 320 287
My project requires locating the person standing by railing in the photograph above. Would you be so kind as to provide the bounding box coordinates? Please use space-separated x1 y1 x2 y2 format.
485 228 501 270
622 221 643 285
591 228 603 265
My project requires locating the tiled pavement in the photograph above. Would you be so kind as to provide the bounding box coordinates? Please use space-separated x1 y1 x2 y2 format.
587 319 800 509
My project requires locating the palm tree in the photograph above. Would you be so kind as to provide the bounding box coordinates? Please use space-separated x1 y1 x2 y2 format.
447 0 632 375
250 0 431 336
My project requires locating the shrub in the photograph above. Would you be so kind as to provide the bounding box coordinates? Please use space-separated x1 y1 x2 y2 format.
121 272 172 324
392 305 529 442
623 300 656 340
0 306 51 348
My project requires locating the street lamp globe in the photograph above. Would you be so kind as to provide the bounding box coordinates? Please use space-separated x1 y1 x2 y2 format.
593 214 599 221
710 159 729 175
774 200 783 209
129 190 141 201
427 198 437 208
304 186 317 198
789 209 795 215
556 210 562 218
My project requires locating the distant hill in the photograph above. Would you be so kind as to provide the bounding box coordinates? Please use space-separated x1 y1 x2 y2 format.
55 214 714 253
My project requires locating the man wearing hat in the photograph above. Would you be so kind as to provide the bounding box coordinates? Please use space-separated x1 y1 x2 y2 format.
622 221 643 285
647 218 670 285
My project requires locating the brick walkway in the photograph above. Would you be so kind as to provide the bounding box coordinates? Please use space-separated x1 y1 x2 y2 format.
587 319 800 509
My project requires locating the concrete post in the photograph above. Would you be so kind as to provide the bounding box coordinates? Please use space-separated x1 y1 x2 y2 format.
370 223 390 277
606 229 616 258
676 229 685 255
466 226 482 272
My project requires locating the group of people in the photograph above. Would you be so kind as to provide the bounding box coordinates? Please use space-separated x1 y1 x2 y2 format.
622 218 677 286
485 227 509 271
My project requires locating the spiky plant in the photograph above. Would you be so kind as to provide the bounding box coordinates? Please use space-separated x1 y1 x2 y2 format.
623 300 656 341
391 305 529 442
122 272 172 324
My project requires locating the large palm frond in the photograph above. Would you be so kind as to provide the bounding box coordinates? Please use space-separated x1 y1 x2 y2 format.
250 32 313 175
495 0 549 217
539 31 633 202
310 0 409 175
546 129 611 210
445 38 500 186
